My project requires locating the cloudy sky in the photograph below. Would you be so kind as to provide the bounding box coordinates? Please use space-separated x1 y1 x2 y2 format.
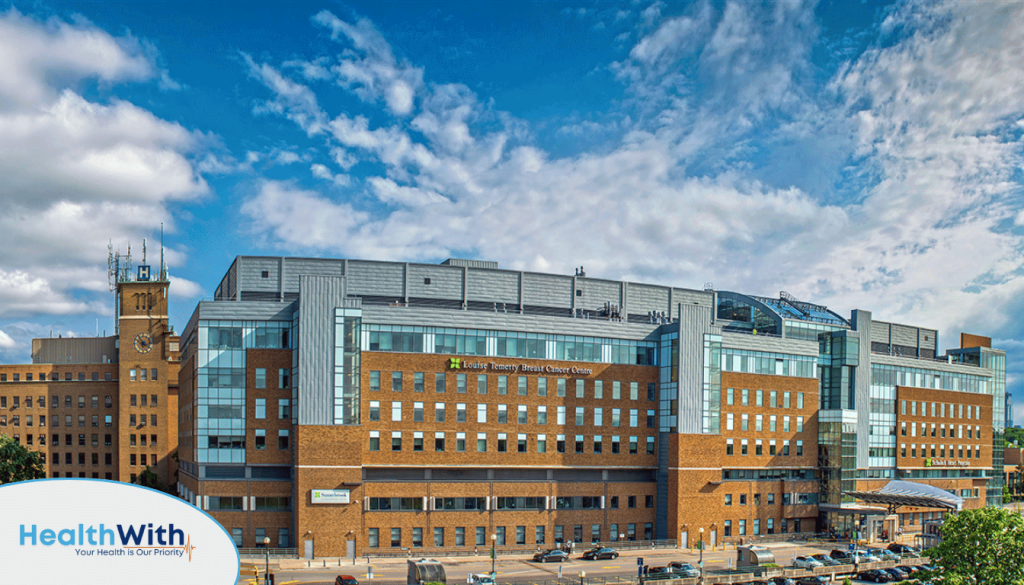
1 0 1022 424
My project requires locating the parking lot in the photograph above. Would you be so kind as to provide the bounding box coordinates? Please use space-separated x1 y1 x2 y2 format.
238 540 931 585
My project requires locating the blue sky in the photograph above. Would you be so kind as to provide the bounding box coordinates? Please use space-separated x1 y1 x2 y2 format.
1 0 1023 425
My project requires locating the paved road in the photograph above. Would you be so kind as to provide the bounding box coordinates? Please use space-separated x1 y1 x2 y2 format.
238 542 884 585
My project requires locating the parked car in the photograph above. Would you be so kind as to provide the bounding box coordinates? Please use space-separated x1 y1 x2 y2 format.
896 565 921 575
857 570 892 583
668 562 700 578
468 574 495 585
769 578 796 585
887 544 920 555
830 550 855 561
882 568 909 581
811 554 841 566
918 564 937 572
796 577 829 585
850 551 881 563
336 576 359 585
582 547 619 560
794 556 824 569
533 549 570 563
869 549 901 562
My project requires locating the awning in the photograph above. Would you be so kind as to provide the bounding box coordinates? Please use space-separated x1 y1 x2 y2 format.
845 480 964 514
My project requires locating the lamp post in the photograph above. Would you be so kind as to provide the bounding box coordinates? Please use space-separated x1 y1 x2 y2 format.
263 536 271 585
698 528 704 585
490 533 497 579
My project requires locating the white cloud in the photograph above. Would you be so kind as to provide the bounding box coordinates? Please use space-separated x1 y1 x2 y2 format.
312 11 424 116
310 163 350 187
0 11 207 318
0 8 154 111
0 329 17 349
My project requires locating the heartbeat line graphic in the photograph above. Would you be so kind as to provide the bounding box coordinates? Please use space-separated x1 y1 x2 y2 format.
124 535 197 562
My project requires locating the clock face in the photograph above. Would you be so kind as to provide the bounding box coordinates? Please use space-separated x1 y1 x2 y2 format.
134 332 153 354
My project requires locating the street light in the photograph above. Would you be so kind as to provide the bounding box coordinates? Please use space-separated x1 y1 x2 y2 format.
263 536 271 585
490 533 497 579
579 570 586 585
698 528 704 585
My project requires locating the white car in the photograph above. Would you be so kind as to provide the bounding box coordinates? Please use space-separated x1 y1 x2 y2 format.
794 556 824 569
468 573 494 585
850 551 881 563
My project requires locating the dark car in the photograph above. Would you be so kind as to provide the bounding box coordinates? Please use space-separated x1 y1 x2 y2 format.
769 578 796 585
896 566 921 575
883 568 909 581
811 554 841 567
583 547 619 560
857 570 892 583
830 550 855 561
887 544 920 555
668 562 700 578
335 575 359 585
533 549 570 563
796 577 830 585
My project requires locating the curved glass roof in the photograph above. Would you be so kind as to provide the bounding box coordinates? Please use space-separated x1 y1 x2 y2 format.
748 291 850 327
846 480 964 512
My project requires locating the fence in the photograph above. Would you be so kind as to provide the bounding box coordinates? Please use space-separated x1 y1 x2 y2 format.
494 577 639 585
238 547 298 559
361 540 678 559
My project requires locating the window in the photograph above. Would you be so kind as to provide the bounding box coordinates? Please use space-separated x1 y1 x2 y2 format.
392 372 403 392
477 433 487 452
741 389 749 406
456 403 466 423
629 436 638 454
477 374 487 395
414 372 425 393
255 368 266 389
628 496 636 508
645 495 654 508
557 406 566 425
575 435 584 453
518 405 528 424
369 401 380 421
255 399 266 419
392 402 403 422
255 429 266 450
413 432 424 451
726 388 734 405
646 437 655 454
455 527 465 546
557 379 566 397
435 373 446 393
457 374 467 394
723 521 732 537
456 432 466 452
370 371 380 392
391 528 402 548
647 382 656 401
536 526 545 545
756 390 763 406
414 402 424 423
537 405 547 424
630 409 638 427
646 410 656 428
537 434 547 453
575 407 584 426
278 430 289 450
277 399 290 420
435 402 446 422
593 435 602 453
434 527 444 547
518 377 528 396
477 404 487 424
497 404 507 424
498 376 508 396
726 439 734 455
369 431 380 451
575 379 584 398
435 432 445 452
557 434 566 453
391 431 403 451
476 527 486 546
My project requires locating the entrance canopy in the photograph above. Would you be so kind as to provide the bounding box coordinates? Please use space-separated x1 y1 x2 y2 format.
845 480 964 514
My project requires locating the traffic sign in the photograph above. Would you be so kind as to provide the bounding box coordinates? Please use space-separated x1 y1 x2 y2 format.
638 558 644 565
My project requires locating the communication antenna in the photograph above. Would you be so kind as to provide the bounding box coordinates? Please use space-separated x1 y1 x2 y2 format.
107 242 119 291
160 223 166 281
142 238 147 265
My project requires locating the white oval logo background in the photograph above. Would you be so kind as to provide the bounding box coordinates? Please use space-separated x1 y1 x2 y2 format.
0 479 239 585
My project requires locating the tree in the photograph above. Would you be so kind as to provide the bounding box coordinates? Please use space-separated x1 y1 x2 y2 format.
0 433 46 484
1005 427 1023 447
135 466 167 492
926 507 1024 585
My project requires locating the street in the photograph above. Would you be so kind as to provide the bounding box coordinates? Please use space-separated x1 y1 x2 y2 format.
238 541 911 585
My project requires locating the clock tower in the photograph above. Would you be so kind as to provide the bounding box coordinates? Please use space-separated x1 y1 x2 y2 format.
116 267 179 488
